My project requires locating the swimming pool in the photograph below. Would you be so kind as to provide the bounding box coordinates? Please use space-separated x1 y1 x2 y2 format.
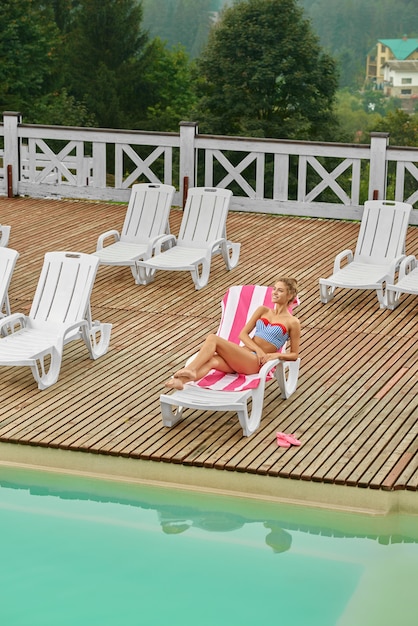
0 466 417 626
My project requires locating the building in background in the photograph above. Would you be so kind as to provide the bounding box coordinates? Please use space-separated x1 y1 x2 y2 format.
366 37 418 111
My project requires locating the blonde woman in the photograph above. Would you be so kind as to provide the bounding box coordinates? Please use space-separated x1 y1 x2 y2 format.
166 278 300 390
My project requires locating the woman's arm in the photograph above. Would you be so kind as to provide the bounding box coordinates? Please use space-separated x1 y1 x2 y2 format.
261 317 300 363
238 306 269 356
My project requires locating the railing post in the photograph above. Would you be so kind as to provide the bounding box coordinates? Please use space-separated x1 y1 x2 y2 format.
368 132 389 201
179 121 198 206
92 142 106 188
3 111 22 197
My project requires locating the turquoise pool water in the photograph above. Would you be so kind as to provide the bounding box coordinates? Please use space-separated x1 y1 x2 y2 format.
0 467 417 626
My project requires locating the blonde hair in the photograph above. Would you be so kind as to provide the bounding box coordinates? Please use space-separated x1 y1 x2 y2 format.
275 277 298 304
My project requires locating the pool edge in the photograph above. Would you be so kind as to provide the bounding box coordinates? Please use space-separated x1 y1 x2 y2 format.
0 442 416 516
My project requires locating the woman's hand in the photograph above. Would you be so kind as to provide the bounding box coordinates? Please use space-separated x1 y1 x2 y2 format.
255 349 267 366
259 352 278 365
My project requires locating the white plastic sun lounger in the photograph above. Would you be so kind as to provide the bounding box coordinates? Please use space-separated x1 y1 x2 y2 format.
93 183 175 284
319 200 412 308
0 251 112 389
386 255 418 309
136 187 240 290
160 284 300 437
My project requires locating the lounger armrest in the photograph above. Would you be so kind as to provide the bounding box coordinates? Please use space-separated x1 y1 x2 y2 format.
333 249 353 273
96 230 120 251
0 312 28 334
207 238 229 259
0 225 11 248
398 255 417 280
388 254 406 276
210 238 225 250
258 358 280 377
144 233 176 257
61 319 89 341
154 234 176 254
55 319 91 347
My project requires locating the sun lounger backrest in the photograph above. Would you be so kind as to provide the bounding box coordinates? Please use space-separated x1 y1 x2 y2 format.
0 247 18 292
216 285 273 345
355 200 411 263
216 284 299 345
178 187 232 245
0 247 19 316
30 252 99 324
121 183 173 243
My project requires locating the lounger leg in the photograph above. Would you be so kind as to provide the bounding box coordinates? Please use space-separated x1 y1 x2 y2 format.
275 359 300 399
386 287 399 310
82 322 112 359
30 347 63 390
237 406 251 437
130 265 141 284
135 264 157 285
0 294 11 317
237 393 264 437
160 399 185 427
319 282 336 303
0 226 11 248
221 242 241 270
375 282 387 308
190 260 210 290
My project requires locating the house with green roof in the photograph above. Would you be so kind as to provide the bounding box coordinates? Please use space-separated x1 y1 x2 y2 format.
366 37 418 110
366 37 418 84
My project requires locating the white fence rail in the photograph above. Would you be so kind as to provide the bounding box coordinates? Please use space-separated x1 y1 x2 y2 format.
0 113 417 223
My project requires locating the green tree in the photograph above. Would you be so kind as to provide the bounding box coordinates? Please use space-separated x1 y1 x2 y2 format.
62 0 149 128
61 0 195 130
368 109 418 203
369 109 418 146
192 0 339 140
142 0 227 57
140 41 197 131
0 0 60 114
333 90 382 142
50 0 78 32
29 89 96 126
360 90 401 116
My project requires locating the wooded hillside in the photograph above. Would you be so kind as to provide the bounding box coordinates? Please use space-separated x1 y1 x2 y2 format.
1 0 417 142
301 0 418 87
143 0 418 86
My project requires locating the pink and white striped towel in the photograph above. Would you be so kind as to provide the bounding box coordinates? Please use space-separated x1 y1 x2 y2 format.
194 284 298 392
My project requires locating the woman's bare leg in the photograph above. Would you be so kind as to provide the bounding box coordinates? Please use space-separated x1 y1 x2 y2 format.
166 354 233 390
165 334 259 389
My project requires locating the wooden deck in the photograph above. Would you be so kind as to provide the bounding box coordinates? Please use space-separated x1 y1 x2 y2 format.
0 195 417 508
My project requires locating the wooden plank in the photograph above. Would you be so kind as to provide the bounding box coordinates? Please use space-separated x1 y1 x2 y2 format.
0 196 416 497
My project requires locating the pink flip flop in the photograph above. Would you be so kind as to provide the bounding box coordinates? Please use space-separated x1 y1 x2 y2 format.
276 433 291 448
276 432 302 446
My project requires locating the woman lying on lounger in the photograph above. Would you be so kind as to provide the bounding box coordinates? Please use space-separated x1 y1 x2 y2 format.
165 277 300 390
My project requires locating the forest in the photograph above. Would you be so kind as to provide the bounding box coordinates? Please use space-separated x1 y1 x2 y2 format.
143 0 418 87
302 0 417 88
1 0 417 145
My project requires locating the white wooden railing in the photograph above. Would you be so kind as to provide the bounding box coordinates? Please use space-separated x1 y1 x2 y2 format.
0 112 417 223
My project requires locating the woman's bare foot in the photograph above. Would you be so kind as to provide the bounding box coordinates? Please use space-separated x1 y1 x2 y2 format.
173 367 196 381
165 377 185 390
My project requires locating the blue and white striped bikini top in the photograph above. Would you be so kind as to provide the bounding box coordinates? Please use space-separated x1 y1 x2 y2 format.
254 317 289 350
